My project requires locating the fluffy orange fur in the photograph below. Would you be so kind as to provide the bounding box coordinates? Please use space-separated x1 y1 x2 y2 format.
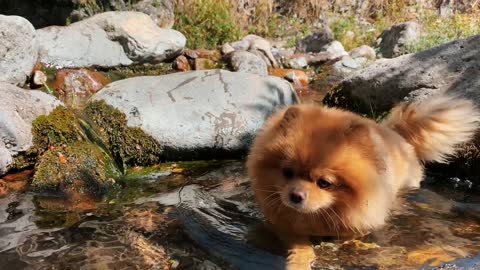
247 95 479 269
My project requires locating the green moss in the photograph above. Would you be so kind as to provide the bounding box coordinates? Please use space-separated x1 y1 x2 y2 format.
84 101 162 171
31 142 118 195
10 149 38 171
323 85 360 111
32 106 86 152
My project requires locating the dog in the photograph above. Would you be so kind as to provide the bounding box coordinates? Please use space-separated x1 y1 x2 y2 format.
247 95 479 269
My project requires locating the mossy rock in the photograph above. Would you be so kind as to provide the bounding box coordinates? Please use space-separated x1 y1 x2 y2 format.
84 100 163 171
323 84 363 113
31 142 119 196
32 106 85 152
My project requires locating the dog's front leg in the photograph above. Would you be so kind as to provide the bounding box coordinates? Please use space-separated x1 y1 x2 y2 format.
280 235 315 270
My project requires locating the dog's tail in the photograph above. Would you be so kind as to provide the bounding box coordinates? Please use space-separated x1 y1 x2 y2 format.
382 95 479 163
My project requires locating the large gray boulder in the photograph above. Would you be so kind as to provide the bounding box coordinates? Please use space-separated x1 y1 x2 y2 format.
132 0 175 28
37 11 185 68
0 15 38 86
376 22 422 58
2 0 176 29
0 83 63 175
324 35 480 176
326 34 480 114
92 70 298 159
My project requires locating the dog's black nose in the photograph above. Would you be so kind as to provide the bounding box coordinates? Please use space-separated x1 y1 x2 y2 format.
289 191 306 204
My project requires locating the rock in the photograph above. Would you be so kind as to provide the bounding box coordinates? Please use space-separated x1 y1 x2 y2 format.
306 52 337 66
53 68 110 97
194 58 218 70
31 143 117 196
326 34 480 113
330 57 369 77
322 41 349 59
242 35 278 67
32 71 48 87
228 35 278 68
227 51 268 76
199 260 222 270
287 54 309 69
271 47 294 67
324 35 480 175
349 45 376 60
269 68 309 87
184 49 200 59
85 101 163 170
295 27 335 53
248 48 275 68
36 12 186 68
132 0 175 28
173 55 192 71
0 83 63 175
230 40 250 51
221 43 235 55
376 22 422 58
91 70 298 160
195 49 222 62
2 0 176 29
0 15 38 86
439 0 454 17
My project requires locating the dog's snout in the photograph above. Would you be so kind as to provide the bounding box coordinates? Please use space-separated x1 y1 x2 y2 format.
289 191 306 204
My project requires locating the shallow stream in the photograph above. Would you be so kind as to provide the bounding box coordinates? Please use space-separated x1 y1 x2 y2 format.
1 161 480 270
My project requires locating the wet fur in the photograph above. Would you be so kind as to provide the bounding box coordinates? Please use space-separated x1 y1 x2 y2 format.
247 95 479 269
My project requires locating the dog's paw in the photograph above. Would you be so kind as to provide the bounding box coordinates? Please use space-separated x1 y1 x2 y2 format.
285 246 315 270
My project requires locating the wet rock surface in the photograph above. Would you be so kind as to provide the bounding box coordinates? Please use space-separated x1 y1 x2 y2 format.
37 12 185 68
92 70 298 160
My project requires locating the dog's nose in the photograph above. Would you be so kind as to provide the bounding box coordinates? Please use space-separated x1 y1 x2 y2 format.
289 191 306 204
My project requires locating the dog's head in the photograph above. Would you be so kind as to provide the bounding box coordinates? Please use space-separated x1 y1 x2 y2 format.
248 105 391 234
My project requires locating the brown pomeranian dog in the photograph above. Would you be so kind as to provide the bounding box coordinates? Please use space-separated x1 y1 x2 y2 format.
247 95 479 269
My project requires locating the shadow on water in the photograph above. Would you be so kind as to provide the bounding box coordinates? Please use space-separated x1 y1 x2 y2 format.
1 161 480 269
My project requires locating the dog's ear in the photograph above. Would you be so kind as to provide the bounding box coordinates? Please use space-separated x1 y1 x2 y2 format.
280 106 300 129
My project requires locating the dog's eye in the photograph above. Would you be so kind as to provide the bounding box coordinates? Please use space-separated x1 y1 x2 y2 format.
282 167 294 179
317 178 332 189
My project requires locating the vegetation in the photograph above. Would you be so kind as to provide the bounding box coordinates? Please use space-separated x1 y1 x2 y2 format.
405 12 480 53
174 0 242 49
173 0 480 54
32 106 86 152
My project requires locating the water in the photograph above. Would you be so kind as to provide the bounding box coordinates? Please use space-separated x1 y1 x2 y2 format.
1 161 480 270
